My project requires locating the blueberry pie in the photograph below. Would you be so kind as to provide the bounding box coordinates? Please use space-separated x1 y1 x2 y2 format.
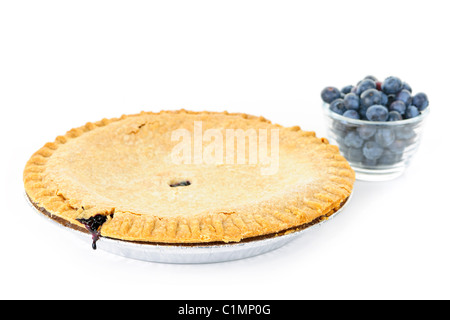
24 110 354 249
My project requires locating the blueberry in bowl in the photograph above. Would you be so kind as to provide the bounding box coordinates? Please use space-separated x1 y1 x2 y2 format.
360 89 382 109
321 75 430 181
321 87 342 104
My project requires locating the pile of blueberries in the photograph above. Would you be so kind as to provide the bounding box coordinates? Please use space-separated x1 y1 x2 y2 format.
321 75 429 121
321 76 429 166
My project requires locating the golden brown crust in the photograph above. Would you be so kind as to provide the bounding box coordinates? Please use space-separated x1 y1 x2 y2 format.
23 110 355 244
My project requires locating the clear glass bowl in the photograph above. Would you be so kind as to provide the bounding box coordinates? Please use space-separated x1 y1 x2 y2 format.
322 103 430 181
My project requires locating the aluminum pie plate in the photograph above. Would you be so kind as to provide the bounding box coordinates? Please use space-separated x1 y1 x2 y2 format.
26 193 352 264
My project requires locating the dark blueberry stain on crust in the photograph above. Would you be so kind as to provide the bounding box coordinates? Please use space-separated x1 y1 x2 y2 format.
170 180 191 187
76 214 110 250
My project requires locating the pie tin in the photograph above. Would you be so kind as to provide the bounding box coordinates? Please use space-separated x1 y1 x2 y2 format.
26 193 352 264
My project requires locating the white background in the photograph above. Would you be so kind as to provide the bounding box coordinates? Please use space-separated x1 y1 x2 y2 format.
1 0 449 300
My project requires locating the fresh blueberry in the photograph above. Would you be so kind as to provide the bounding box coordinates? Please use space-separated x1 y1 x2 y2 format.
359 109 368 120
402 137 416 148
362 157 378 166
356 79 377 96
366 105 389 121
321 87 341 103
363 141 384 160
375 128 395 147
364 75 378 82
387 111 403 121
344 131 364 148
343 93 360 110
380 92 388 106
360 89 382 108
378 149 401 165
412 93 429 111
387 140 406 155
334 134 347 150
332 119 349 134
346 147 364 162
329 98 346 115
357 125 377 140
405 105 420 119
343 110 360 119
396 89 412 107
341 85 354 95
395 126 416 140
381 76 403 95
402 82 412 93
389 100 406 115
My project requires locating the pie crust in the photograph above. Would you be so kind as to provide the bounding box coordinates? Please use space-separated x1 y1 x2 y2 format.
24 110 355 245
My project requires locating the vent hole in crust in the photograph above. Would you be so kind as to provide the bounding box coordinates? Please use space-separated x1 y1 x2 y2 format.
169 180 191 188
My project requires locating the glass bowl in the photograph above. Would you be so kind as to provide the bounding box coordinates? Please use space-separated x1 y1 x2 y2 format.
322 103 430 181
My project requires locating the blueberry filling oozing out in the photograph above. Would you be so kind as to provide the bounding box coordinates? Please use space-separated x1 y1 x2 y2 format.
76 214 111 250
